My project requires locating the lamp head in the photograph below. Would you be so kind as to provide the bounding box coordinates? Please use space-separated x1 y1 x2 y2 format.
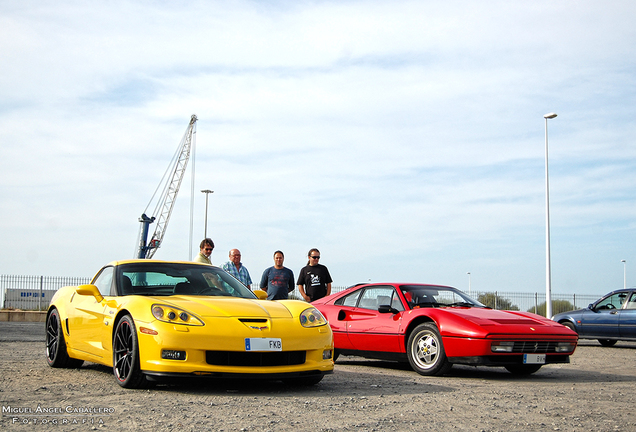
544 113 557 119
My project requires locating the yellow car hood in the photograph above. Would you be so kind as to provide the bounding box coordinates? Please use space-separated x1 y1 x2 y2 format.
156 296 293 318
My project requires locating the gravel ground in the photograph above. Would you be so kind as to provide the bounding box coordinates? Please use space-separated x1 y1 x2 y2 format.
1 322 635 431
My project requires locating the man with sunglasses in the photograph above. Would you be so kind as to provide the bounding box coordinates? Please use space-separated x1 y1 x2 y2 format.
194 238 214 265
297 248 332 302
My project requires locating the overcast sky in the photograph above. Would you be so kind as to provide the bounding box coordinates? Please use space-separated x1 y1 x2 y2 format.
1 0 635 297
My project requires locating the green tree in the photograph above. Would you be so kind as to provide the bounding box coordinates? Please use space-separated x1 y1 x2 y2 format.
477 293 519 311
527 300 574 316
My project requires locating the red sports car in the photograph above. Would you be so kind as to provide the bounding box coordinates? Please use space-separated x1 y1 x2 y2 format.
312 283 578 376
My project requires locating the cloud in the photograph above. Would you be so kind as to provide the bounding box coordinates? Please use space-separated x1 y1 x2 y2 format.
0 0 635 298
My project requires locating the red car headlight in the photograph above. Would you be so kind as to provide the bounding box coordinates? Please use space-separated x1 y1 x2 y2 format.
491 341 514 353
555 342 576 353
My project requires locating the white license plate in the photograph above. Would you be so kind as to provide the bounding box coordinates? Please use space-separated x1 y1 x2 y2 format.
523 354 546 364
245 338 282 351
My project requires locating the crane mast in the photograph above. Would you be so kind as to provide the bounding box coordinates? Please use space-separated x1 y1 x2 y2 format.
137 114 197 259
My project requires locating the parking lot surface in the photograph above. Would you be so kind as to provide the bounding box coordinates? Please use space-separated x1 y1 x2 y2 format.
1 322 635 431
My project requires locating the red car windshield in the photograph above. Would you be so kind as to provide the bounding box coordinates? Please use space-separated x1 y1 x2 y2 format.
400 285 485 309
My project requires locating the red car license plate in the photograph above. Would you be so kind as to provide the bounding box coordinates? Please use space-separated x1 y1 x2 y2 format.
523 354 546 364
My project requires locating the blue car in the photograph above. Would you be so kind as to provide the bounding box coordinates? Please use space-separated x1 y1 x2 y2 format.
552 289 636 346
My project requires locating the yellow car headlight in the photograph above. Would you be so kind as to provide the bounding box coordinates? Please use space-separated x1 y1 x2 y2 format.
300 307 327 328
151 304 204 326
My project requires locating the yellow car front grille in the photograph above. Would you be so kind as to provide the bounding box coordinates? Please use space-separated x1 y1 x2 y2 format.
205 350 306 367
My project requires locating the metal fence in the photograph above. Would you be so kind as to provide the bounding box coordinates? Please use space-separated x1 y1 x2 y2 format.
1 275 91 311
2 275 600 314
298 286 600 315
468 290 599 315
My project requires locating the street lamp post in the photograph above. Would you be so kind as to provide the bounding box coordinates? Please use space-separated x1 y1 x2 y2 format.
467 272 471 297
622 260 627 290
201 189 214 238
544 112 557 318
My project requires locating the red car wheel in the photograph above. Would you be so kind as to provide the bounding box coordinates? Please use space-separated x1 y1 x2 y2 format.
406 323 451 376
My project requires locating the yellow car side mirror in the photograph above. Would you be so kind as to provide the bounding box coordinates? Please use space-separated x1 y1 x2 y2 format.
76 284 104 303
253 290 268 300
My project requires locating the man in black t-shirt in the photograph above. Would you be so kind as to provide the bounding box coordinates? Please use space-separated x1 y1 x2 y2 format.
297 248 332 302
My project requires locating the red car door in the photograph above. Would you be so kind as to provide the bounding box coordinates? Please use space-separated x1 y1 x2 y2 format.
345 286 404 353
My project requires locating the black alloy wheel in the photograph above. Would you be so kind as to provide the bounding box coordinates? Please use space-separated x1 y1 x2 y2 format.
45 309 83 368
113 315 149 389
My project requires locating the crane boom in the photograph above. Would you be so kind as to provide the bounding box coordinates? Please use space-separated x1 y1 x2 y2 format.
137 114 197 259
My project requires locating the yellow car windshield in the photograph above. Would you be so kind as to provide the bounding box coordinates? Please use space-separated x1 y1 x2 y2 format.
117 263 256 299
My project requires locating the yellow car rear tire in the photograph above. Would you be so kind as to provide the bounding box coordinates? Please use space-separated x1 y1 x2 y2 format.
45 309 83 369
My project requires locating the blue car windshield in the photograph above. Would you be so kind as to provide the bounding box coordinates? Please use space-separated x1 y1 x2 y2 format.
117 263 256 299
400 285 485 308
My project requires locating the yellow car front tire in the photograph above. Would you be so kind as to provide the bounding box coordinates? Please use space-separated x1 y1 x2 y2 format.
113 315 152 389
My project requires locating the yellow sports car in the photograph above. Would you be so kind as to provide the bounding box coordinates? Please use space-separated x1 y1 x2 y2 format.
46 260 334 388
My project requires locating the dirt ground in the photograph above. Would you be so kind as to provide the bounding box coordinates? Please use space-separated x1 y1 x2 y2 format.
1 322 635 432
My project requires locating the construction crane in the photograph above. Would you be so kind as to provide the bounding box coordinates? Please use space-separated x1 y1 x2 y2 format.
136 114 197 259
